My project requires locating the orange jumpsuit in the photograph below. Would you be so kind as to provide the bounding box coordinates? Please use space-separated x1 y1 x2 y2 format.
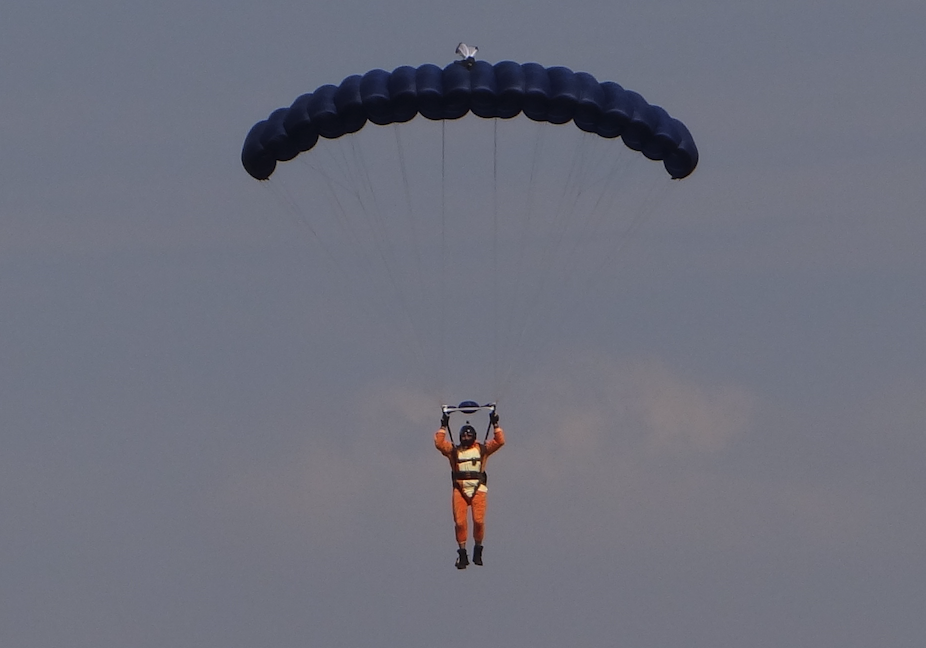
434 426 505 544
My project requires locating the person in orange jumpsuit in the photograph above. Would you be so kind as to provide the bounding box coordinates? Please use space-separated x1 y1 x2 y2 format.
434 410 505 569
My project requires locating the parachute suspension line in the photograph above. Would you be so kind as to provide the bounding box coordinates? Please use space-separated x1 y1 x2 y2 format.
305 157 377 279
581 170 676 289
241 63 700 412
496 132 628 396
258 177 347 290
572 139 649 268
392 125 440 394
336 137 410 316
439 120 447 400
313 139 433 389
538 140 638 302
297 151 363 206
348 133 435 388
527 131 602 298
575 137 632 240
274 160 411 348
261 175 320 238
522 131 587 298
265 169 436 381
393 125 427 311
508 148 675 392
496 129 579 397
495 121 553 400
497 135 609 388
325 137 372 210
503 122 545 367
492 118 500 398
546 134 624 292
533 172 674 385
311 151 402 313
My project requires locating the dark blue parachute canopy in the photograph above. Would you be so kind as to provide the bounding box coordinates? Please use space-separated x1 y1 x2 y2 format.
241 61 698 180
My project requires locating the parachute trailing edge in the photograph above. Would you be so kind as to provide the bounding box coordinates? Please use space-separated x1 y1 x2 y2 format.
241 61 699 181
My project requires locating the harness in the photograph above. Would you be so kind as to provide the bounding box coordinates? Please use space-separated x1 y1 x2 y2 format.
451 443 487 502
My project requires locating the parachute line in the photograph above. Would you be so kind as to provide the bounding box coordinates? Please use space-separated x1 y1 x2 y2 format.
440 120 447 400
492 119 500 394
242 61 698 403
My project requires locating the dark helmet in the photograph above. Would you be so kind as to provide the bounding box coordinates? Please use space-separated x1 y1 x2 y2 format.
459 424 477 447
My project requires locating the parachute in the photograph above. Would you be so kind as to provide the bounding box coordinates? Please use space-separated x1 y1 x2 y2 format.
242 60 698 181
241 55 698 404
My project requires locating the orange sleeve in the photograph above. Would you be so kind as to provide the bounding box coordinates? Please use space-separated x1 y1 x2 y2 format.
434 428 454 456
484 426 505 455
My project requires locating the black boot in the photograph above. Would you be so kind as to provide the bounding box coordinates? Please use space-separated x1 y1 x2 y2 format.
473 544 483 566
455 548 469 569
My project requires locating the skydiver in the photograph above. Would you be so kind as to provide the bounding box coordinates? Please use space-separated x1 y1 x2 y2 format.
434 408 505 569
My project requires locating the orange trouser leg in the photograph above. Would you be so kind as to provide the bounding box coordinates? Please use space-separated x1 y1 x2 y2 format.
471 490 487 543
452 489 468 544
452 489 487 544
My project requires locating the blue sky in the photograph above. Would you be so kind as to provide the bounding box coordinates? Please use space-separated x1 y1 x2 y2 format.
2 1 925 646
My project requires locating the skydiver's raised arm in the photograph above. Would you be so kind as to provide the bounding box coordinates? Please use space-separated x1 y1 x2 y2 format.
434 413 453 455
485 425 504 454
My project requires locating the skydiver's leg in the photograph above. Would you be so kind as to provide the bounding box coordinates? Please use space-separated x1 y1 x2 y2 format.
452 489 470 569
471 491 487 543
452 488 468 546
471 491 487 565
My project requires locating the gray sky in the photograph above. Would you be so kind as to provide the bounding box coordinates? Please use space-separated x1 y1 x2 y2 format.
2 1 925 647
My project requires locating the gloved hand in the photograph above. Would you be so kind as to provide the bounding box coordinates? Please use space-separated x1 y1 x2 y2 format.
489 411 499 427
441 412 450 429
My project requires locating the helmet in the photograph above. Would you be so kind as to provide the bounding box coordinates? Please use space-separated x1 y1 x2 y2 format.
459 424 477 447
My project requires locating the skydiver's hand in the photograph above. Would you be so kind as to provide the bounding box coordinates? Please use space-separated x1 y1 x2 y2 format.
441 412 450 429
489 411 499 427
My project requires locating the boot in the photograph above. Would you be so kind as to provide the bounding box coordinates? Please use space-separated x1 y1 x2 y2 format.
473 544 483 566
455 547 469 569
